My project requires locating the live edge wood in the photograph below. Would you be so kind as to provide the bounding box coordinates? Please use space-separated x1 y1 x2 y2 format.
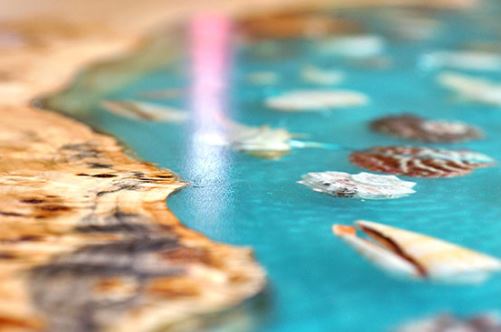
0 104 267 332
0 13 265 332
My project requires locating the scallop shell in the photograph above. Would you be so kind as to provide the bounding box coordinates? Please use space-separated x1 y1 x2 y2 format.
370 114 483 143
299 171 416 200
333 220 501 283
265 90 368 112
350 146 494 178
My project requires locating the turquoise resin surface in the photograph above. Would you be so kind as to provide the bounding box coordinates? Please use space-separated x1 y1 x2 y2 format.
54 3 501 331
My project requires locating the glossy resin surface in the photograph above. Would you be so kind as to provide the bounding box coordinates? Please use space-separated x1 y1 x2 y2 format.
52 2 501 331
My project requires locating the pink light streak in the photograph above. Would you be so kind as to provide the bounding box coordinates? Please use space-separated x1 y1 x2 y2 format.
190 13 232 132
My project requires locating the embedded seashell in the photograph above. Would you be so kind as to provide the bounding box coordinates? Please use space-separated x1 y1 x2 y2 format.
370 114 483 143
228 125 293 159
300 65 344 85
350 146 494 178
266 90 368 112
101 100 187 123
299 171 415 200
348 56 392 70
333 220 501 283
396 314 501 332
317 35 385 58
438 71 501 106
422 51 501 71
209 116 335 159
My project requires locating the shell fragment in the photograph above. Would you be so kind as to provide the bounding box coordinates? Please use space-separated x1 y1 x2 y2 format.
101 100 187 123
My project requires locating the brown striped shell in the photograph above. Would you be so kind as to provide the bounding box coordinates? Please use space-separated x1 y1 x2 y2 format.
370 114 483 143
350 146 494 178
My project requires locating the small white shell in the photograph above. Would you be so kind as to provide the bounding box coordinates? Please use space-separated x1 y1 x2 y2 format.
220 118 293 159
422 51 501 71
317 35 385 58
299 171 416 200
438 71 501 106
265 90 368 112
206 116 332 159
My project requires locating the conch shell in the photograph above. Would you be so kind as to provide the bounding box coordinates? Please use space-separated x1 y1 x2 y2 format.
333 220 501 283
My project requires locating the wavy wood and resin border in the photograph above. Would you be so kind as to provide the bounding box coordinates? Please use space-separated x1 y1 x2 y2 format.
0 13 267 332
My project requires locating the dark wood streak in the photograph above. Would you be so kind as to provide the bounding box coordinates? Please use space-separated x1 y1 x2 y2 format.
0 102 265 332
28 210 220 332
